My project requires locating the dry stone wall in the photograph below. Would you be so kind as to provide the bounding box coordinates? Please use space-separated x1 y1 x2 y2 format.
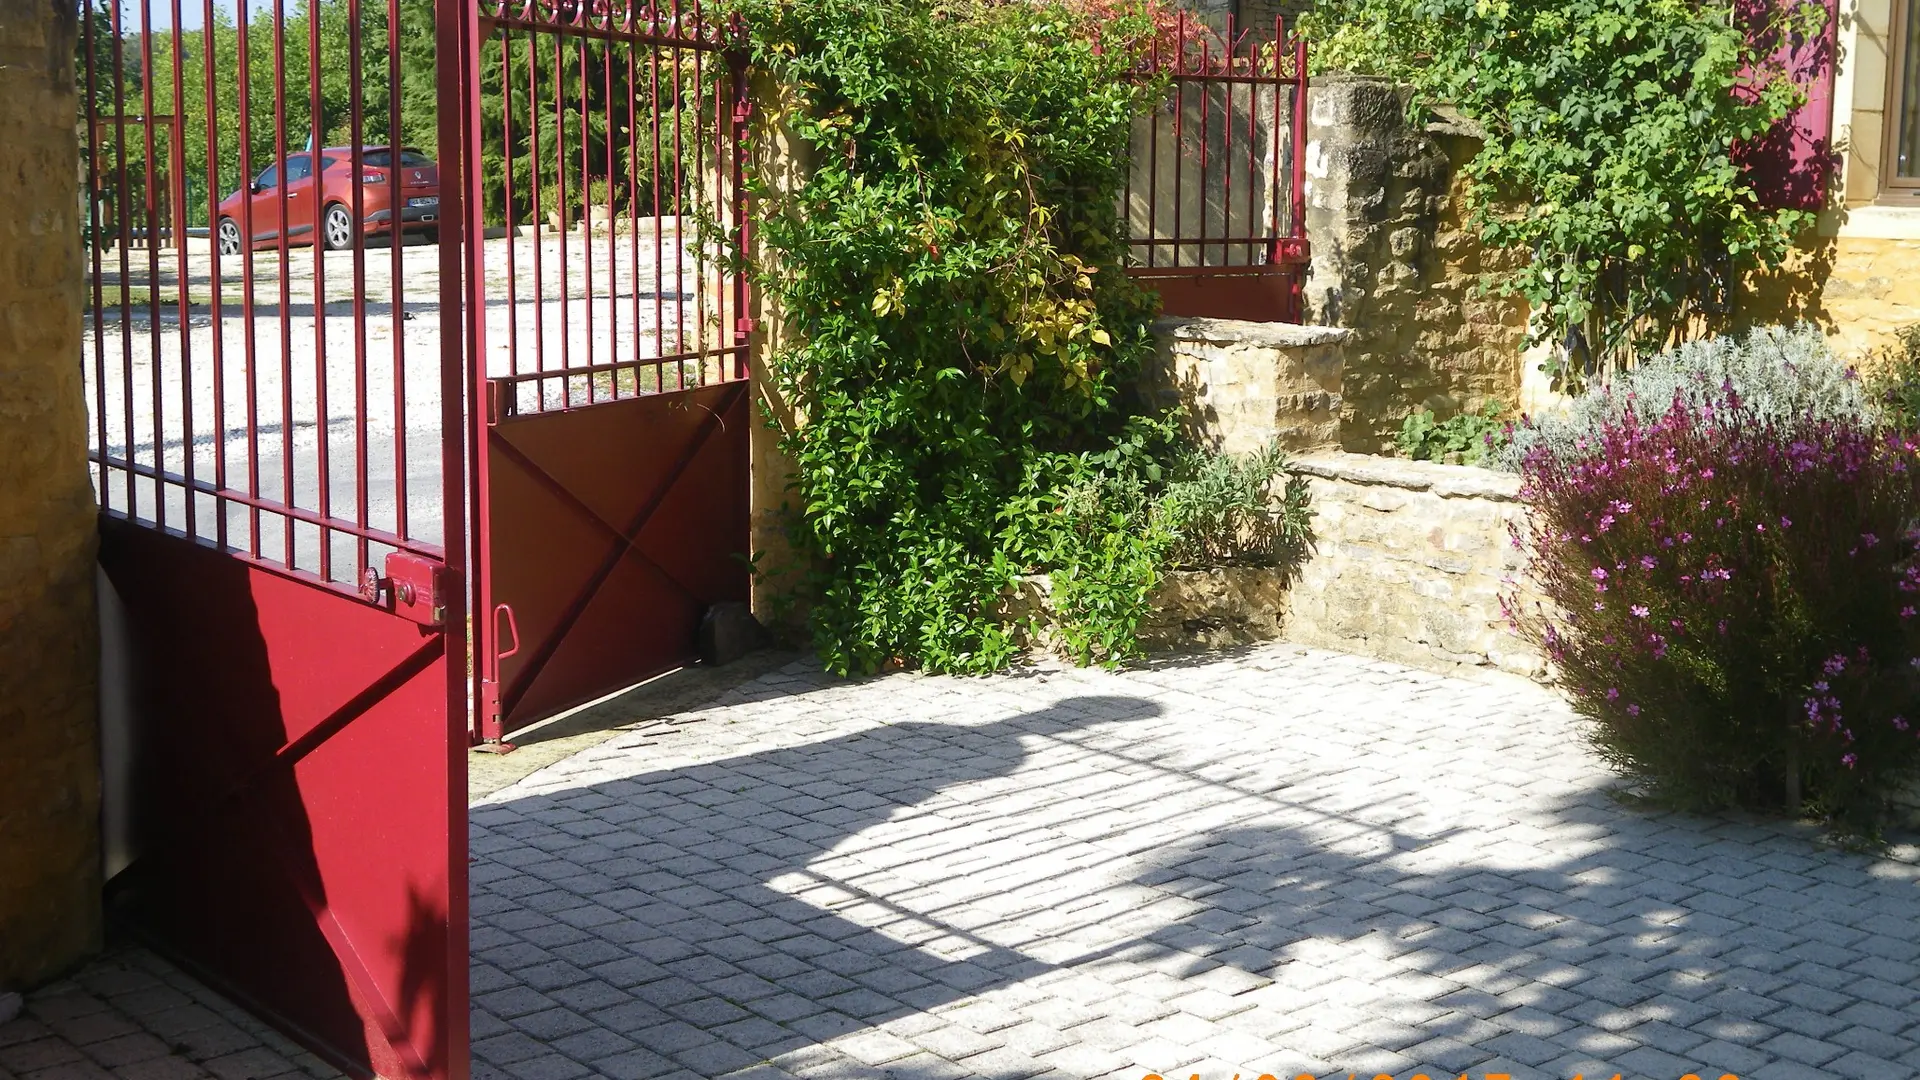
1283 453 1543 677
0 0 103 989
1144 316 1348 454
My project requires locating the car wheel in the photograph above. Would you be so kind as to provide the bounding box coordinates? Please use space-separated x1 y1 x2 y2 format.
322 203 355 251
421 226 439 246
217 217 242 256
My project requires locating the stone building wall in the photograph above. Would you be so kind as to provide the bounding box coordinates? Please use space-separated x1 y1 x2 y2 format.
1747 235 1920 370
0 0 104 988
1302 77 1531 454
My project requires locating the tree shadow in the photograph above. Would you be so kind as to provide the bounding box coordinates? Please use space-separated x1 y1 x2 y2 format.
473 670 1920 1080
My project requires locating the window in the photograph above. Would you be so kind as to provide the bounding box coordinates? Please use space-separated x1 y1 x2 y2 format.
285 155 313 183
362 148 434 168
254 163 279 189
1885 0 1920 195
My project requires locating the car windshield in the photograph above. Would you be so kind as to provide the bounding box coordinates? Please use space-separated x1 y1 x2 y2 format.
361 149 433 168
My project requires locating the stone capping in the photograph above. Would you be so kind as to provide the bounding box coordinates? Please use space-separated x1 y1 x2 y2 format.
1290 451 1521 503
1153 315 1352 351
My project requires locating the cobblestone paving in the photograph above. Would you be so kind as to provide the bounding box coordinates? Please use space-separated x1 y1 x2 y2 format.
470 645 1920 1080
0 948 340 1080
14 644 1920 1080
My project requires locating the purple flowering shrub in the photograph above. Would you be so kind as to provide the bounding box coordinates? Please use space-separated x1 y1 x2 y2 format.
1510 390 1920 831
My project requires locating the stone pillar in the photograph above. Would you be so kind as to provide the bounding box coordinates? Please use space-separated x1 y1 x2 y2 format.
745 82 812 634
0 0 104 988
1301 76 1530 452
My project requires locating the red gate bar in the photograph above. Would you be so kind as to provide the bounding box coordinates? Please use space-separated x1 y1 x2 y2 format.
1126 12 1309 323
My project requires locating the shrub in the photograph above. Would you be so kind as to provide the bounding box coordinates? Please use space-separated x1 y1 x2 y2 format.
1496 324 1873 472
1044 439 1312 664
1298 0 1824 371
1868 323 1920 432
1509 391 1920 835
735 0 1176 675
1397 401 1509 467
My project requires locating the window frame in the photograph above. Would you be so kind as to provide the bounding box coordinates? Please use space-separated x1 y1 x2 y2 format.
1882 0 1920 198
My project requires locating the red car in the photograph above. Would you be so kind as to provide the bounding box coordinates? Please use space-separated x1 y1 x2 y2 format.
215 145 440 254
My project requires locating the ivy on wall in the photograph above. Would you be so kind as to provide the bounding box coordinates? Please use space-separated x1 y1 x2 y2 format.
1301 0 1826 382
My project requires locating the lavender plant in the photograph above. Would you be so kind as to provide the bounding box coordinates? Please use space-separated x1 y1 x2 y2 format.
1509 389 1920 834
1495 324 1872 472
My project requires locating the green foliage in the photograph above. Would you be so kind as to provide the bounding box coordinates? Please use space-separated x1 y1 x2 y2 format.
1299 0 1825 380
1044 437 1313 664
1868 323 1920 432
1396 401 1509 466
734 0 1178 675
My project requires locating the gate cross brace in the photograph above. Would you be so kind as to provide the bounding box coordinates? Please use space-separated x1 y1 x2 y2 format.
490 382 747 721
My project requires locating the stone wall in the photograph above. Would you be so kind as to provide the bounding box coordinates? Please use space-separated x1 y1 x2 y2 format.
1302 77 1530 453
0 0 104 989
1282 453 1543 678
1144 316 1348 454
1747 235 1920 370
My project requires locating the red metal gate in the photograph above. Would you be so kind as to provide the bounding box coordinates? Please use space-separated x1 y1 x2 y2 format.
1126 13 1309 323
83 0 470 1075
468 1 753 745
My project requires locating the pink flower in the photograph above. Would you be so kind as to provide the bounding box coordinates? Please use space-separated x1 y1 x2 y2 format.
1591 567 1609 581
1640 556 1657 570
1842 753 1858 769
1626 704 1641 717
1631 605 1650 618
1606 687 1620 701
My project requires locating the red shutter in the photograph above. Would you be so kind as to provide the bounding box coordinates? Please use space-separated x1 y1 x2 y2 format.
1736 0 1840 210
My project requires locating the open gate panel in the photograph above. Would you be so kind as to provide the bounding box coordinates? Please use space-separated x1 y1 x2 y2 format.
470 3 753 745
81 0 470 1074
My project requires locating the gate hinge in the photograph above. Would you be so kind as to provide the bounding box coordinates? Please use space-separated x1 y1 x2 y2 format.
358 552 448 627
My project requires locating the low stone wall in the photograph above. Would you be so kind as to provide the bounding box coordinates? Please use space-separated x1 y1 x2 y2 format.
1145 316 1349 454
1283 453 1543 678
1011 452 1544 678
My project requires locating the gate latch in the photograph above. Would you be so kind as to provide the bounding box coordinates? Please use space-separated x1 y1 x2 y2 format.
359 553 448 627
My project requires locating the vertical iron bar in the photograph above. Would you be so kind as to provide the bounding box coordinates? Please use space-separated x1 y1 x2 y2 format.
628 38 640 385
274 0 293 564
1146 27 1159 269
389 0 408 538
531 33 546 408
580 33 593 400
1290 28 1308 321
140 0 163 528
310 0 331 581
671 5 684 389
1197 36 1209 270
202 0 228 548
650 26 662 375
555 33 570 398
110 0 135 521
170 0 195 540
238 0 262 556
349 0 369 574
83 2 107 505
504 28 519 379
605 39 617 392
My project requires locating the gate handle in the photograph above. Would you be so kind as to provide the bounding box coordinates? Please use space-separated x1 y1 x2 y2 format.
494 604 522 661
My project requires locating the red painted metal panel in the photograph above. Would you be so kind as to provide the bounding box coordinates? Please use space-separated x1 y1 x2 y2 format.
1142 271 1298 322
99 521 465 1080
482 381 751 734
1737 0 1840 210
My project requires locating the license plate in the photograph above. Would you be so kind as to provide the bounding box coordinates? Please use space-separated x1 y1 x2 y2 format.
407 196 438 207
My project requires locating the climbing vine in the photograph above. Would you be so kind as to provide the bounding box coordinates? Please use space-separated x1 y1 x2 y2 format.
729 0 1174 674
1301 0 1827 382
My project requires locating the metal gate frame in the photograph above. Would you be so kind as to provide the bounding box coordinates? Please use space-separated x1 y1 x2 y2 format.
465 1 755 748
1126 12 1310 323
82 0 474 1071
